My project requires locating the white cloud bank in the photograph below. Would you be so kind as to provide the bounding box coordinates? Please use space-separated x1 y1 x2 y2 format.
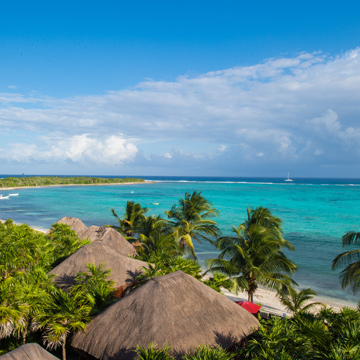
0 135 138 165
1 48 360 175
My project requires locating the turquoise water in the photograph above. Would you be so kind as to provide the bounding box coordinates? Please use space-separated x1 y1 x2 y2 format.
1 177 360 304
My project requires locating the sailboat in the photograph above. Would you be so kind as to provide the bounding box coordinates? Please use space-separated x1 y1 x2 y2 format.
285 172 293 182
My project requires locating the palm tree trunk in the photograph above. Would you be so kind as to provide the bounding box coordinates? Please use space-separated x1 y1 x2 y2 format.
22 328 27 344
248 291 254 302
62 337 66 360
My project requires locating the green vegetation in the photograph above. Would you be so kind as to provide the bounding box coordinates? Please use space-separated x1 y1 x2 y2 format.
183 345 237 360
0 221 116 359
134 344 237 360
0 175 145 188
240 307 360 359
135 343 174 360
333 230 360 294
279 288 325 315
110 200 149 239
2 191 359 360
207 207 297 302
165 191 220 258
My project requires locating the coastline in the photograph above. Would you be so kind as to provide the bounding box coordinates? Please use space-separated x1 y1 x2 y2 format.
222 287 356 317
0 180 156 191
1 218 356 314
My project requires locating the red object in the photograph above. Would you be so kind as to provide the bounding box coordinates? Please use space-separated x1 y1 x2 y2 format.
236 300 261 314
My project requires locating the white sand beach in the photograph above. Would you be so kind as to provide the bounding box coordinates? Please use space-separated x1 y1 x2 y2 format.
222 286 356 317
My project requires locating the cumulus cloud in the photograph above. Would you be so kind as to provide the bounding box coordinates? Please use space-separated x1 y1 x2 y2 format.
1 47 360 175
0 134 138 165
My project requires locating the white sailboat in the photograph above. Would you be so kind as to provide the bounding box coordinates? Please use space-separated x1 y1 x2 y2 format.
285 172 293 182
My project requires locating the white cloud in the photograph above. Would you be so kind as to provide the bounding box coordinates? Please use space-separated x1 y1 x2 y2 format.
0 134 138 165
1 47 360 175
308 109 341 134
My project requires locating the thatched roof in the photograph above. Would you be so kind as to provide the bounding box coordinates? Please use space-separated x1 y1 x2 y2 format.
0 343 59 360
71 271 259 360
49 242 148 290
57 217 88 236
80 226 136 257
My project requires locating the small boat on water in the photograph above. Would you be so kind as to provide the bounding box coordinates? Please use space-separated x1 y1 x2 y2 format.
0 195 10 199
9 193 19 196
285 172 293 182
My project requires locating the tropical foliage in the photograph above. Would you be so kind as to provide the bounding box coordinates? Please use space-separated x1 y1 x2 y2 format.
166 191 220 258
135 344 236 360
0 221 115 359
279 288 325 315
135 343 174 360
110 201 149 238
332 230 360 294
183 345 237 360
202 271 234 293
3 191 360 360
0 176 144 188
207 207 297 302
241 307 360 359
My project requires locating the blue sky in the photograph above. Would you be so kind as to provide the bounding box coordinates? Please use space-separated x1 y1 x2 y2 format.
1 1 360 177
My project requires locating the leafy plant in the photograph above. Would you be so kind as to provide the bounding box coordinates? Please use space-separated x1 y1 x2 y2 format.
166 191 220 258
183 345 236 360
202 272 233 293
135 343 174 360
278 288 325 314
208 207 297 302
332 230 360 294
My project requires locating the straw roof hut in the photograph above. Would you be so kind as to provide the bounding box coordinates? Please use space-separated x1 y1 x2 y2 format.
80 226 136 257
57 217 88 237
71 271 259 360
49 242 148 290
0 343 59 360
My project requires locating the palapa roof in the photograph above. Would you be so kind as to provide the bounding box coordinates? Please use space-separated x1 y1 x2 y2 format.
49 242 148 289
57 217 88 237
71 271 259 360
80 225 136 257
0 343 59 360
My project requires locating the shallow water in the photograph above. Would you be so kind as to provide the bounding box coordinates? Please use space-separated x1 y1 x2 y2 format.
1 176 360 304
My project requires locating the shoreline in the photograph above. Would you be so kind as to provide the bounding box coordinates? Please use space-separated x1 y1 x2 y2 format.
0 180 156 191
222 287 356 317
1 219 357 313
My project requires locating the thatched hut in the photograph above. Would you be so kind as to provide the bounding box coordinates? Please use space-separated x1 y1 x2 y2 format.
57 217 88 237
80 226 136 257
0 343 59 360
71 271 259 360
49 242 148 290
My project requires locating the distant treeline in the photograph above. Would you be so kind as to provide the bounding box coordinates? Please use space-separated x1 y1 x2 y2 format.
0 176 145 188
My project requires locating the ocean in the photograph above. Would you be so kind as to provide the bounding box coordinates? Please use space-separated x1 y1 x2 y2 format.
1 175 360 304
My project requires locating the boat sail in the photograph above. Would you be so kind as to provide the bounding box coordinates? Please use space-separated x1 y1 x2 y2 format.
285 172 293 182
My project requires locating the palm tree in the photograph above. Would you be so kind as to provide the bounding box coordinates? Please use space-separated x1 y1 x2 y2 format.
38 288 91 360
207 207 297 302
0 277 26 340
166 191 220 258
137 215 183 259
110 201 148 239
72 263 116 315
279 288 325 314
12 269 53 344
332 231 360 294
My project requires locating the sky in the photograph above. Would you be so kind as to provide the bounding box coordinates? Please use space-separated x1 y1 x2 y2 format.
1 1 360 177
